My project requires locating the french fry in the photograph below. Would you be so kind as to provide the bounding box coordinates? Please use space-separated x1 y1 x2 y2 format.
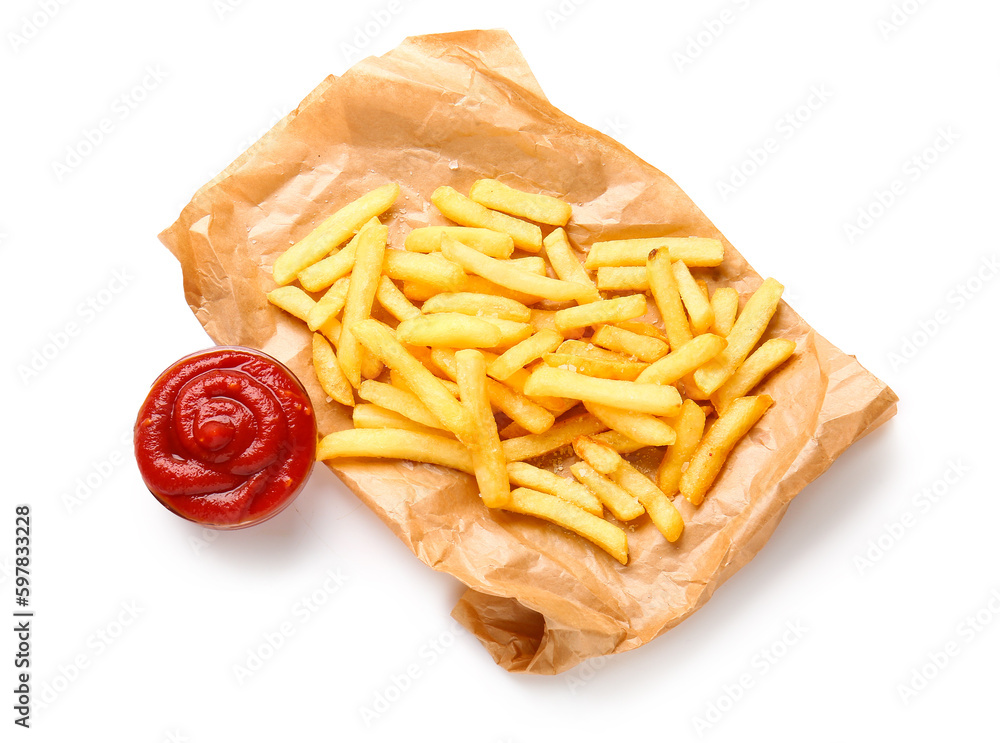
338 221 388 387
529 309 585 340
592 430 646 454
316 428 473 475
596 266 648 292
421 292 531 322
583 402 677 447
479 317 533 349
357 379 445 430
307 276 352 331
352 404 456 439
405 226 514 259
456 350 511 508
572 436 622 475
672 260 715 335
542 353 645 381
585 237 724 269
635 333 727 385
569 462 644 522
267 286 315 322
432 186 543 252
647 248 693 350
680 395 773 505
692 278 784 395
375 276 421 322
613 462 684 542
297 219 374 293
710 287 739 337
499 363 578 416
403 276 541 306
383 249 465 292
524 366 682 416
509 256 547 275
272 183 399 285
712 338 795 414
469 178 572 226
553 294 647 333
590 324 669 363
352 319 474 439
502 413 605 462
487 329 563 381
502 487 628 565
395 313 503 348
312 333 354 407
432 349 555 435
441 237 594 302
656 399 706 496
506 462 603 516
556 340 634 363
542 228 601 303
499 420 531 439
615 320 670 344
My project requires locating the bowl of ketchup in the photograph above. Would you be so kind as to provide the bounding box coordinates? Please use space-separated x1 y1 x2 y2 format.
134 347 317 529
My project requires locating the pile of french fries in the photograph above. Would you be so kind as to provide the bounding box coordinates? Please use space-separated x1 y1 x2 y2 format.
266 180 795 564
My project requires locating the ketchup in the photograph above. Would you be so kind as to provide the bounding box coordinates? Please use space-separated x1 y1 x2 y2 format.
134 347 316 528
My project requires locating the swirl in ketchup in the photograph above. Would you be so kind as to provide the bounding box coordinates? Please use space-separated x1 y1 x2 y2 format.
134 347 316 528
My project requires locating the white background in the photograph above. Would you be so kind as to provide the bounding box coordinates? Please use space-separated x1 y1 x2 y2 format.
3 0 998 740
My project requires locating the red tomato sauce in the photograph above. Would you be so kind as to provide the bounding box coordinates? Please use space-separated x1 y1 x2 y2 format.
135 347 316 528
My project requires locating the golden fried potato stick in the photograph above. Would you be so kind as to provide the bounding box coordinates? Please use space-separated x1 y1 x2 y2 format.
680 394 773 505
583 402 677 447
590 324 669 363
553 294 647 333
338 220 388 387
712 338 796 414
267 286 315 322
351 319 474 440
525 366 682 417
307 277 351 331
569 461 644 522
506 462 603 516
542 228 601 303
456 350 511 508
596 266 648 292
316 428 473 474
432 186 543 252
502 487 628 565
312 333 354 407
657 399 707 496
672 260 715 335
571 436 622 475
591 430 646 454
396 313 503 349
529 309 585 340
405 226 514 259
469 178 573 226
431 349 555 435
542 353 645 381
647 248 693 350
421 292 531 322
613 462 684 542
352 404 456 439
487 329 563 381
441 237 594 303
479 317 533 350
693 278 784 395
375 276 421 322
382 250 466 292
356 380 445 430
585 237 724 269
635 333 727 385
502 413 605 462
710 287 740 337
297 219 375 292
272 183 399 285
